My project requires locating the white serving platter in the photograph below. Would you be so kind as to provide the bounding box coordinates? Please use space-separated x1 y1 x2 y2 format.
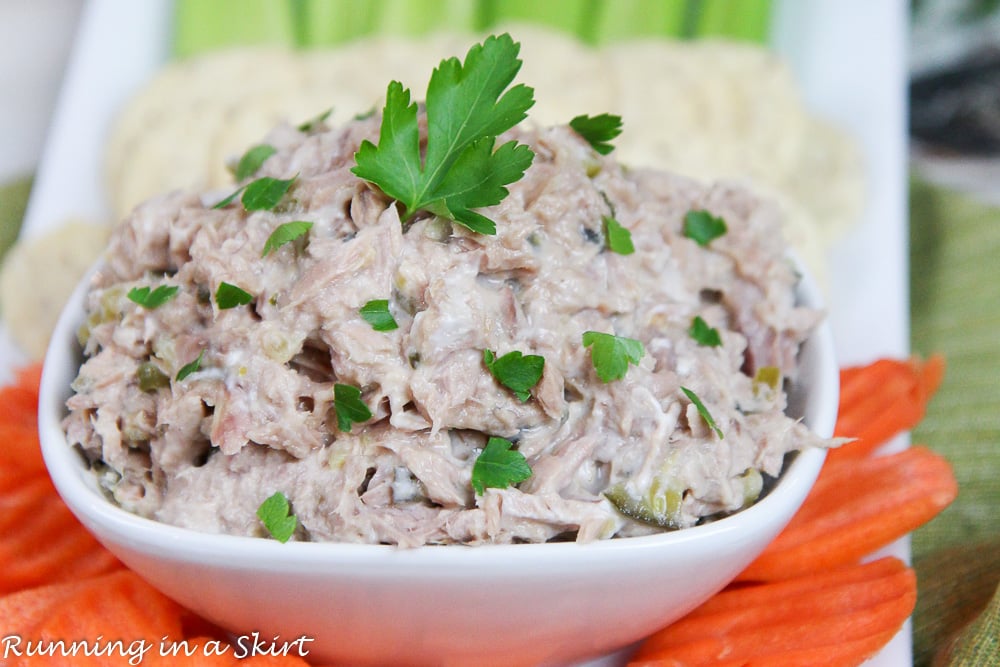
4 0 910 664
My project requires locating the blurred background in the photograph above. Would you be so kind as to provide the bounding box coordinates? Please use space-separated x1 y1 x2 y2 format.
911 0 1000 201
5 0 1000 255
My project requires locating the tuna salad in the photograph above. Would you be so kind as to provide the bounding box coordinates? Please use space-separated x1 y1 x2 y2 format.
64 36 831 547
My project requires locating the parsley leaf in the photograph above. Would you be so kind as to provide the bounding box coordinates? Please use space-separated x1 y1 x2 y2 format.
234 144 276 181
604 216 634 255
242 175 297 211
689 316 722 347
471 436 532 495
297 107 332 133
256 491 296 543
681 386 724 439
683 210 727 246
333 383 372 432
176 349 204 382
211 186 244 209
127 285 179 310
483 349 544 402
582 331 645 383
214 175 297 211
262 221 313 256
359 299 398 331
215 282 253 309
352 33 535 235
569 113 623 155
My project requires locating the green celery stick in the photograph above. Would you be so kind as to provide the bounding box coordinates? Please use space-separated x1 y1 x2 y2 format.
371 0 481 36
588 0 690 44
297 0 380 47
693 0 773 43
486 0 594 41
172 0 298 58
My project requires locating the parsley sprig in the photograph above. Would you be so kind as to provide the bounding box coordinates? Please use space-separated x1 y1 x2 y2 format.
359 299 398 331
262 221 312 256
683 210 727 246
689 316 722 347
213 175 297 211
483 349 544 402
127 285 179 310
176 349 204 382
256 491 297 543
582 331 645 383
352 33 535 235
681 386 724 439
215 282 253 309
297 108 332 133
332 383 372 432
604 216 634 255
234 144 276 181
471 436 532 495
569 113 623 155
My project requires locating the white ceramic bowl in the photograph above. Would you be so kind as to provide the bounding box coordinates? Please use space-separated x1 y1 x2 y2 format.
39 266 838 667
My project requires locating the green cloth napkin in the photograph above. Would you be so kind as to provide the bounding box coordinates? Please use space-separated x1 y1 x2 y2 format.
909 177 1000 666
941 580 1000 666
913 537 1000 666
910 178 1000 562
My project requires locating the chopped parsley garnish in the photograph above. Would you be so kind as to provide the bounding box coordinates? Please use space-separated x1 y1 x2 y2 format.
681 386 724 439
234 144 276 181
333 383 372 432
242 175 297 211
569 113 623 155
262 221 313 256
297 107 332 133
683 210 727 246
127 285 179 310
352 33 535 235
256 491 296 543
483 349 544 402
604 216 634 255
689 316 722 347
176 349 204 382
353 107 376 121
582 331 645 383
359 299 398 331
213 175 297 211
471 436 532 495
215 282 253 309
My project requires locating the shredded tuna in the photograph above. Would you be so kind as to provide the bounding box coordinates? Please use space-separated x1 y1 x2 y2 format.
64 114 831 546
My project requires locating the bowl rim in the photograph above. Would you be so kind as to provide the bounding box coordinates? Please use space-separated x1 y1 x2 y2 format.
39 260 837 570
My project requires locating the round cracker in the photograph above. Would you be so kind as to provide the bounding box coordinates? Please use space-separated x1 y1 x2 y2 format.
101 31 863 285
0 220 110 359
106 48 309 218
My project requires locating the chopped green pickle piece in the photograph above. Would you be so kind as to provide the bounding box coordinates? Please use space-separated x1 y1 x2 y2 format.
740 467 764 506
608 466 764 529
137 362 170 392
753 366 782 392
605 478 684 529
